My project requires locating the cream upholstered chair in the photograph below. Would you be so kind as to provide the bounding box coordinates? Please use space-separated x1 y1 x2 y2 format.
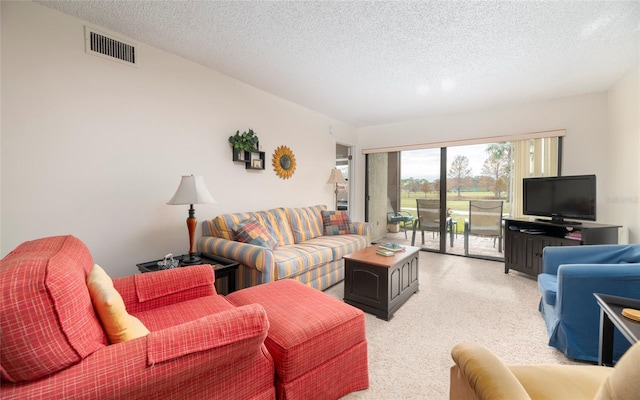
449 341 640 400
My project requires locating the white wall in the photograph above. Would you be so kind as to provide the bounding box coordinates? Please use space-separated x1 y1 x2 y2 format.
356 89 639 240
606 65 640 243
357 92 610 176
1 2 357 277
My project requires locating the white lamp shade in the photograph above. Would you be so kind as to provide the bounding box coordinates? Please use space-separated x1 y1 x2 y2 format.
167 175 216 205
326 168 346 184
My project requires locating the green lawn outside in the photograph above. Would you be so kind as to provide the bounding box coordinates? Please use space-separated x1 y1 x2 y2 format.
397 191 510 234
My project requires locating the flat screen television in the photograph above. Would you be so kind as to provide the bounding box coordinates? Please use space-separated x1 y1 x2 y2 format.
522 174 596 224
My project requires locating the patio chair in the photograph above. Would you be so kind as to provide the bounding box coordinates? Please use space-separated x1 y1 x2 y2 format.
464 200 504 256
412 199 440 246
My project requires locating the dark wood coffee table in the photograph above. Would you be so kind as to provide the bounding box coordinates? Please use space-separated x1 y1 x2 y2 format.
343 245 420 321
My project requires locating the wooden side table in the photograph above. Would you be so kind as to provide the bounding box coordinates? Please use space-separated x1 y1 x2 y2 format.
137 253 239 294
594 293 640 366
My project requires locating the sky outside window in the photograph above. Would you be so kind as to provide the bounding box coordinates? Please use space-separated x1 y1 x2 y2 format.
401 144 490 181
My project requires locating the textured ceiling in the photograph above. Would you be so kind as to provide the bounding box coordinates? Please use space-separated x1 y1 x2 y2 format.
37 1 639 127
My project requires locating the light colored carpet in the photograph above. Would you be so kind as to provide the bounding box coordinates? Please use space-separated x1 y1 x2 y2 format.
324 251 580 399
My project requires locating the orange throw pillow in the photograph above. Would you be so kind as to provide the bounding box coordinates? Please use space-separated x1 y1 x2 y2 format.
87 264 150 343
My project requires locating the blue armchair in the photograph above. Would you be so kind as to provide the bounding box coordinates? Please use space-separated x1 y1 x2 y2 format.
538 244 640 362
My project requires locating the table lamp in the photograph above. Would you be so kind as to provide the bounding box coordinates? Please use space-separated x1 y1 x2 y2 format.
167 175 216 264
326 168 346 210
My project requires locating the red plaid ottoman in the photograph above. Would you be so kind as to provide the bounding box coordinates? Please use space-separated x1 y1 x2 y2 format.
227 279 369 400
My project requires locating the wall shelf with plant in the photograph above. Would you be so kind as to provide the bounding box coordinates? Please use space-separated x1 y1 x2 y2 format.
229 129 265 169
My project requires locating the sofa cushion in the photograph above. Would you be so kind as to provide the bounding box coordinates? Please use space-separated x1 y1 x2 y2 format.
273 244 334 280
286 205 326 243
87 264 150 344
207 208 296 246
0 235 106 382
537 273 558 306
304 235 370 259
254 208 296 246
206 211 257 240
322 210 353 236
232 218 279 250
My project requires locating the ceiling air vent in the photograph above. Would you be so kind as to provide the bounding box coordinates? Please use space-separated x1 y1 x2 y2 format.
84 26 137 67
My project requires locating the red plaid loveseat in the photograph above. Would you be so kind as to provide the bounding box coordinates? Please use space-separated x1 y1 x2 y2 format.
0 235 275 400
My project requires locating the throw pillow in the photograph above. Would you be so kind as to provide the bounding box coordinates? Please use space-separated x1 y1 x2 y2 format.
286 206 325 243
87 264 150 344
322 210 353 235
232 218 279 250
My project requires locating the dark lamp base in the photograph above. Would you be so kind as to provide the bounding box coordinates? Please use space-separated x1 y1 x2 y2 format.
181 254 201 265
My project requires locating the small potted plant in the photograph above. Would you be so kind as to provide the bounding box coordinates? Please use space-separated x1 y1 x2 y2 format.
229 129 259 161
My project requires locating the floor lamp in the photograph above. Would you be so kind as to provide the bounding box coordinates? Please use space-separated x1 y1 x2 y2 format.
167 175 216 265
326 168 346 210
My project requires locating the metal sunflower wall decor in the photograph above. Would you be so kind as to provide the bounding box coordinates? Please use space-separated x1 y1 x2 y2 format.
272 145 296 179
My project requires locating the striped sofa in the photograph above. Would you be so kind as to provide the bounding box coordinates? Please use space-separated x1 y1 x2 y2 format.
198 205 371 290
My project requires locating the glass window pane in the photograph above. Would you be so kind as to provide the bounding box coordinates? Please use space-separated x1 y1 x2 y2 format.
401 149 442 251
447 143 510 260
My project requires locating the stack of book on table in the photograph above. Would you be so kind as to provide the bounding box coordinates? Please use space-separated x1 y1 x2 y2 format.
376 243 405 256
564 232 582 240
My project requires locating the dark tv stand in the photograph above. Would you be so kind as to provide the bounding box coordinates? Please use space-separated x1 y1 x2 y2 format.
535 217 582 225
504 218 620 277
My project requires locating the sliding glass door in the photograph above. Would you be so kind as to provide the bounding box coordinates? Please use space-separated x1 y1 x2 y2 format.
366 136 560 261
